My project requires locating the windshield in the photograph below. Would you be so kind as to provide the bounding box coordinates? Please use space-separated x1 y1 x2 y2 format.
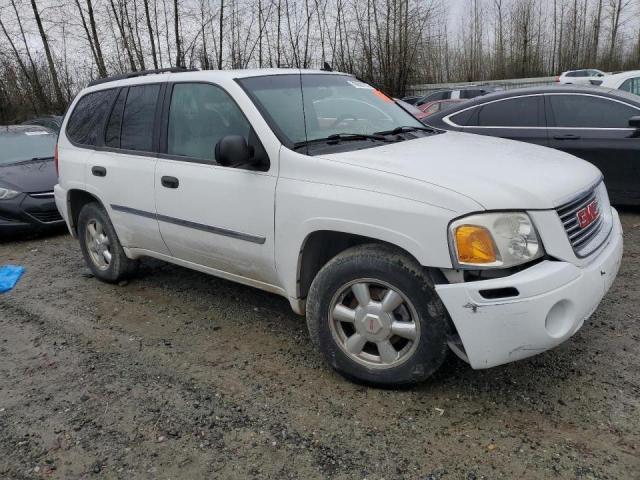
0 129 56 165
238 74 423 147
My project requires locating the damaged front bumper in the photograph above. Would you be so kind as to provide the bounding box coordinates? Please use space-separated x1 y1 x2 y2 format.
435 209 623 369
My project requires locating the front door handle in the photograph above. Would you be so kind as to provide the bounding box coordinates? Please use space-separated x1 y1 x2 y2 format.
91 166 106 177
553 134 581 140
161 176 179 189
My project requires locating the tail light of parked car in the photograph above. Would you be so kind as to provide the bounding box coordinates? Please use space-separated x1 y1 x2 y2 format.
554 76 560 83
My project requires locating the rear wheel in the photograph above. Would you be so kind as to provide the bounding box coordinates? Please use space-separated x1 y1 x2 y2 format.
77 202 138 282
306 244 449 386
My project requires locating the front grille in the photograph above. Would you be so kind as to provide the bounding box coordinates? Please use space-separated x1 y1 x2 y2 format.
556 184 609 258
26 209 63 223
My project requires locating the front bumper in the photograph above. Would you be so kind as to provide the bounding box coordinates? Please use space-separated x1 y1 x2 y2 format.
436 209 623 369
0 192 64 236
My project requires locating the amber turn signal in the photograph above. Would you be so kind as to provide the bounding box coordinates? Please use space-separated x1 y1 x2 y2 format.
455 225 497 264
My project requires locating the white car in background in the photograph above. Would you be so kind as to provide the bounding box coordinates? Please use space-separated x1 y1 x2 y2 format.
599 70 640 95
556 69 606 85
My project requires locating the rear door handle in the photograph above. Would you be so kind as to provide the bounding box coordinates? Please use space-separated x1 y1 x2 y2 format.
553 134 581 140
91 166 106 177
161 176 179 189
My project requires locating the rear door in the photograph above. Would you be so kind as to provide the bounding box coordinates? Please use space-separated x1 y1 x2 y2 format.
154 82 278 285
88 83 169 254
545 93 640 204
460 95 549 147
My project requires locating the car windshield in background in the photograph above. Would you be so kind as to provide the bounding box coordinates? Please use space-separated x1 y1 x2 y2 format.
0 128 56 165
238 74 423 147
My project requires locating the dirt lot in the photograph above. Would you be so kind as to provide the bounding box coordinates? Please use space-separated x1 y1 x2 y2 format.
0 212 639 480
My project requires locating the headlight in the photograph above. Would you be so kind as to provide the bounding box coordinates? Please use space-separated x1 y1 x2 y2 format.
449 212 544 269
0 187 20 200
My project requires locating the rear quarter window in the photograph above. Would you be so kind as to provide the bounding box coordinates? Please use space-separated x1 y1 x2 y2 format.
66 89 117 145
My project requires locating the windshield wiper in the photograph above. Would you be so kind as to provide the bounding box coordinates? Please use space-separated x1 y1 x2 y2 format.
374 125 439 136
293 133 392 150
4 156 54 166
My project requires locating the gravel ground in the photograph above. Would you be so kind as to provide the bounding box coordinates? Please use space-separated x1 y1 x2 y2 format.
0 211 639 480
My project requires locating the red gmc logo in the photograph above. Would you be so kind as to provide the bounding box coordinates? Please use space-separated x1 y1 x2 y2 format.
577 200 599 229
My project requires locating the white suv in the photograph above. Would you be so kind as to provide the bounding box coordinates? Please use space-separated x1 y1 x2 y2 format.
55 68 623 386
557 69 606 85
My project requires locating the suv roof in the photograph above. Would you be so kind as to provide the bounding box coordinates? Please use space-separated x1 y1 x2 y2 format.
84 67 348 91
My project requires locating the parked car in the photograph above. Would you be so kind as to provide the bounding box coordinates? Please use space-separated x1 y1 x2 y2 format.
0 125 64 235
394 98 429 121
599 70 640 95
399 95 423 105
418 99 467 117
426 86 640 205
556 69 606 85
55 69 622 386
21 115 63 133
414 86 499 107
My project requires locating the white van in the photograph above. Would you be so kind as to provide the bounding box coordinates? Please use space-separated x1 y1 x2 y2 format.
55 68 623 386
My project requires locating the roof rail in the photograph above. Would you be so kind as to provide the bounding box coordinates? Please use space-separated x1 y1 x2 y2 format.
87 67 197 87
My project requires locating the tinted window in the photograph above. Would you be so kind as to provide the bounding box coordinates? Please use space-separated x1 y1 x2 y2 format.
66 89 117 145
167 83 250 162
549 95 639 128
120 84 160 151
620 77 640 96
460 89 484 99
448 108 475 126
105 88 127 148
476 96 541 127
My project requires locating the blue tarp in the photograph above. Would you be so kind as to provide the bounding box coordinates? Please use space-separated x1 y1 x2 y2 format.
0 265 25 293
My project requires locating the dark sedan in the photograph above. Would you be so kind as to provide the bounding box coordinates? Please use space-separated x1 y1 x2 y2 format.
21 115 63 133
0 125 64 236
426 86 640 205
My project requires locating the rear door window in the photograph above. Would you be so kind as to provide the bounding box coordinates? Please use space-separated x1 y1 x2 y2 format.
66 89 117 145
120 84 161 152
548 94 639 128
104 88 127 148
476 96 542 127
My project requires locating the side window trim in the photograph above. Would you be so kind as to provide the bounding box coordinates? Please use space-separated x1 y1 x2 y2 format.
545 93 640 129
158 80 271 171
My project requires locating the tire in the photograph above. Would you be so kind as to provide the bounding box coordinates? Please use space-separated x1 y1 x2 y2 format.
77 202 138 283
306 243 449 387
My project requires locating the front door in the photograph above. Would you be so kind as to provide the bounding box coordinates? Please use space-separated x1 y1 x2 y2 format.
545 93 640 204
154 82 278 285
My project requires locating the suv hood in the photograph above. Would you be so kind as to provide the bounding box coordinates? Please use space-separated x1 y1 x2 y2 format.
320 131 601 210
0 158 56 194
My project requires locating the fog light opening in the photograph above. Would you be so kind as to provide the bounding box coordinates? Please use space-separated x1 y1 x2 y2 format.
545 300 574 338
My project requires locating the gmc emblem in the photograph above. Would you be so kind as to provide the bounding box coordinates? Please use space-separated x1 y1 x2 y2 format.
577 200 599 229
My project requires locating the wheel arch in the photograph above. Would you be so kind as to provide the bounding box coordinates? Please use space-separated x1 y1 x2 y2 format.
295 229 431 303
67 189 106 236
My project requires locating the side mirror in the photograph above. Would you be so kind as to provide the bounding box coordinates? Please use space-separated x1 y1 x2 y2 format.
215 135 253 167
629 116 640 129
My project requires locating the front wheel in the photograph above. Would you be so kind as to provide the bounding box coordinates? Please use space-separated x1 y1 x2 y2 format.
306 244 449 386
